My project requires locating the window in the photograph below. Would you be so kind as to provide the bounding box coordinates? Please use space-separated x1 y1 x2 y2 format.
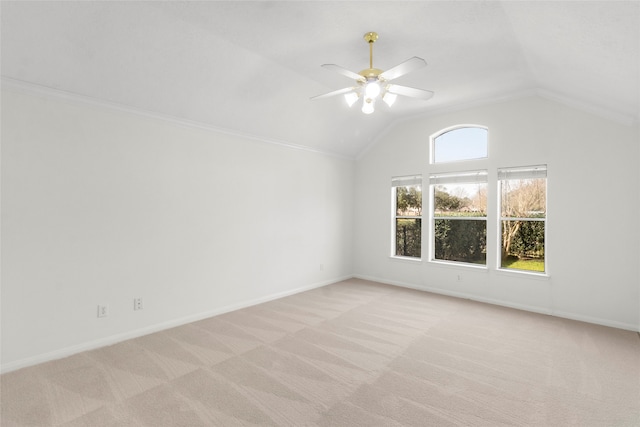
392 175 422 258
432 126 488 163
430 171 487 265
498 165 547 273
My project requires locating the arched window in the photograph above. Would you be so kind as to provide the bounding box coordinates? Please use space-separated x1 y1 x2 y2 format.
428 125 488 267
431 126 488 163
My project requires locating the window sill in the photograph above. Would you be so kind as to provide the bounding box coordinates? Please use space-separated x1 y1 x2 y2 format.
494 268 550 280
389 255 422 263
428 260 488 271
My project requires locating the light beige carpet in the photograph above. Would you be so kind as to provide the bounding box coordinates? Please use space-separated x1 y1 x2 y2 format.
1 278 639 426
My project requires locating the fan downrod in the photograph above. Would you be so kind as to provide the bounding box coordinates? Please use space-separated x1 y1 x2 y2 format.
360 32 382 79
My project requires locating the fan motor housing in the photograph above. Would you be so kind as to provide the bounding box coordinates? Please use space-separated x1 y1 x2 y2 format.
358 68 383 79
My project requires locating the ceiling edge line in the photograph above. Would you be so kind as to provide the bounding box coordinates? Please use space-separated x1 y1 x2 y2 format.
355 89 540 162
533 89 638 127
1 77 355 161
354 87 638 162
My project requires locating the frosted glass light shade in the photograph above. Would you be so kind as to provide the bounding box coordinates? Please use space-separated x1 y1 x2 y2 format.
383 92 397 107
364 81 381 99
344 92 359 107
362 98 375 114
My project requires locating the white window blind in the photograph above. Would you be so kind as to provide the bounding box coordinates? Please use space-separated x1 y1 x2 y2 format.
498 165 547 180
429 170 487 185
392 175 422 187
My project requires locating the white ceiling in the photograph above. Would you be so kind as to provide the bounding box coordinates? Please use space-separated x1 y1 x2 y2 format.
2 1 639 158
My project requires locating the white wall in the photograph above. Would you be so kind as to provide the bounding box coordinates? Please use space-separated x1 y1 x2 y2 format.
2 89 638 373
1 87 354 371
354 96 640 331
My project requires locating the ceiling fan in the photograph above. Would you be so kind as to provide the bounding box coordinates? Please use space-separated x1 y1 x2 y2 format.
311 32 434 114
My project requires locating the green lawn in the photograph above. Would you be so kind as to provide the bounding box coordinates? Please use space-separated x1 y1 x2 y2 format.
501 256 545 272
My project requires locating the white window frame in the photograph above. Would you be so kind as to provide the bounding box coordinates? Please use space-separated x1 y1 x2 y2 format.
497 165 548 275
429 170 488 267
430 124 489 164
391 175 422 260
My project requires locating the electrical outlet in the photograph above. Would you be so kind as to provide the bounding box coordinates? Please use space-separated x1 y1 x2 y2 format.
457 275 462 282
320 264 324 271
134 298 143 311
97 305 108 318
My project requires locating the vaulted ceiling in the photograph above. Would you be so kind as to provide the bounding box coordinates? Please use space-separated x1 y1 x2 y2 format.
2 1 639 158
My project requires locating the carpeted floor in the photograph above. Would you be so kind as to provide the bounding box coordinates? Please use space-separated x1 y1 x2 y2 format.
2 278 639 426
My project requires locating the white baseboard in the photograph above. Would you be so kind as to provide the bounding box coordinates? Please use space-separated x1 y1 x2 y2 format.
4 273 635 373
550 310 640 333
353 274 640 332
1 276 351 374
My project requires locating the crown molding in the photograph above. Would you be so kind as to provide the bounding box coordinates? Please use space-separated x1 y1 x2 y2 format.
356 88 638 161
534 88 639 127
1 77 354 161
356 89 539 161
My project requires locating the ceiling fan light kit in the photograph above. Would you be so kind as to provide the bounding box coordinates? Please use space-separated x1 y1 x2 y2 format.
345 92 359 107
312 32 434 114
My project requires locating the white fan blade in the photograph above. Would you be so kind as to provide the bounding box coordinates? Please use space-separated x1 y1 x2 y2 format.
321 64 366 82
386 84 434 101
379 57 427 81
311 87 357 100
